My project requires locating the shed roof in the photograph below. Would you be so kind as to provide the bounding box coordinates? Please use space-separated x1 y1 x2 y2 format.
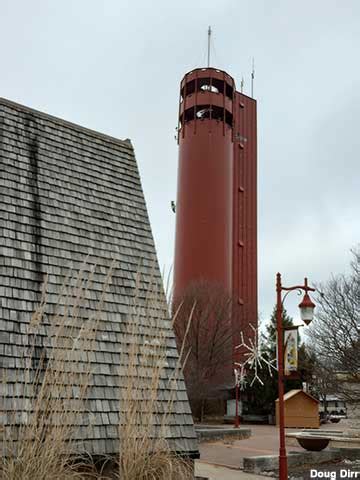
0 98 198 456
276 389 319 404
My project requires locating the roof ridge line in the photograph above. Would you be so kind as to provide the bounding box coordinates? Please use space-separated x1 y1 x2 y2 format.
0 97 133 150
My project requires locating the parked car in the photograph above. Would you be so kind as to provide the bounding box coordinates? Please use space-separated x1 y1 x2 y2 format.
319 412 330 424
329 413 346 423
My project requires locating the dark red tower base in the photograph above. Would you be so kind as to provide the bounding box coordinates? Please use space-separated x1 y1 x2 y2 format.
173 67 257 367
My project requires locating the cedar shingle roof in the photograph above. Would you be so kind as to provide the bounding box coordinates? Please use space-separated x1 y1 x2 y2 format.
0 98 198 456
276 389 319 404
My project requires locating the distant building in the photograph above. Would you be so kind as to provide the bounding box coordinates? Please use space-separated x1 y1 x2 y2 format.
0 98 198 457
319 395 347 416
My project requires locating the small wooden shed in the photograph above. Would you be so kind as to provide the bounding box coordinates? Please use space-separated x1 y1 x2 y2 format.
276 389 319 428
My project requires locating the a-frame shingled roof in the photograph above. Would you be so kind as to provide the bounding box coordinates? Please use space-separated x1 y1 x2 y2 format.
0 98 198 456
276 389 319 403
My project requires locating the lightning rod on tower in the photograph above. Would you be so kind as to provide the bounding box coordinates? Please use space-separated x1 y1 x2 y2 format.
207 26 212 67
251 57 255 97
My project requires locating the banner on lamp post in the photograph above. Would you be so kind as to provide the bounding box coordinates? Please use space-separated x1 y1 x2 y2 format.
284 327 298 376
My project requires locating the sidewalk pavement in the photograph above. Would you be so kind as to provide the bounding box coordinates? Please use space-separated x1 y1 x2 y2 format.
199 424 303 468
195 461 271 479
195 422 346 478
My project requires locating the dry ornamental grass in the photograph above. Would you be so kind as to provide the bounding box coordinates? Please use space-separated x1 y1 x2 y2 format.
0 262 195 480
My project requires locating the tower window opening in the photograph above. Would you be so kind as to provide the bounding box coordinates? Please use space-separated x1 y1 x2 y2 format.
184 80 195 96
195 104 219 120
212 106 225 121
196 107 211 119
225 83 234 99
198 77 210 91
225 110 233 127
198 77 224 94
184 78 227 98
182 105 232 125
183 108 195 123
212 78 224 94
200 84 219 93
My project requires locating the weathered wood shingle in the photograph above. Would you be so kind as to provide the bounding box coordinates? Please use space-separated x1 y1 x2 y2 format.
0 98 198 456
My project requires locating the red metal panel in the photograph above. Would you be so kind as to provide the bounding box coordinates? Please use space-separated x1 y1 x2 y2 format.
173 120 233 299
232 92 257 356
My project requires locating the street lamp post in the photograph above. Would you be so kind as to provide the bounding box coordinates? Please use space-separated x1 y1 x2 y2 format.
235 378 240 428
276 273 315 480
234 367 241 428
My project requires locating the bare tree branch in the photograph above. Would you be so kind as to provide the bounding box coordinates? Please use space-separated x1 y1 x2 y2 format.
308 247 360 401
173 281 235 421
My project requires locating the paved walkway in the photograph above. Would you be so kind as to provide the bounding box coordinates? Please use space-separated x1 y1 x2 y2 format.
195 461 270 479
195 422 347 478
199 424 303 468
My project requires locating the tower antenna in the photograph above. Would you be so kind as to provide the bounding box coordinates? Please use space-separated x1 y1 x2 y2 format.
207 26 212 67
251 57 255 97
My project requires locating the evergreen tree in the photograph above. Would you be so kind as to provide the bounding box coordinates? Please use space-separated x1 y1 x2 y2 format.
265 306 296 355
243 306 313 416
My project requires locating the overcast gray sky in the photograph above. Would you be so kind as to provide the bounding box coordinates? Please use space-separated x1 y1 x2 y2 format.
1 0 360 324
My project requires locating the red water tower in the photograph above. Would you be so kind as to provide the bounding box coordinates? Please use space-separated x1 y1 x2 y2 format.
173 67 257 345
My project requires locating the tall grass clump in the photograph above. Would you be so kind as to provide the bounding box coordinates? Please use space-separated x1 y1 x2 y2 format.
116 272 194 480
1 261 114 480
1 261 197 479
